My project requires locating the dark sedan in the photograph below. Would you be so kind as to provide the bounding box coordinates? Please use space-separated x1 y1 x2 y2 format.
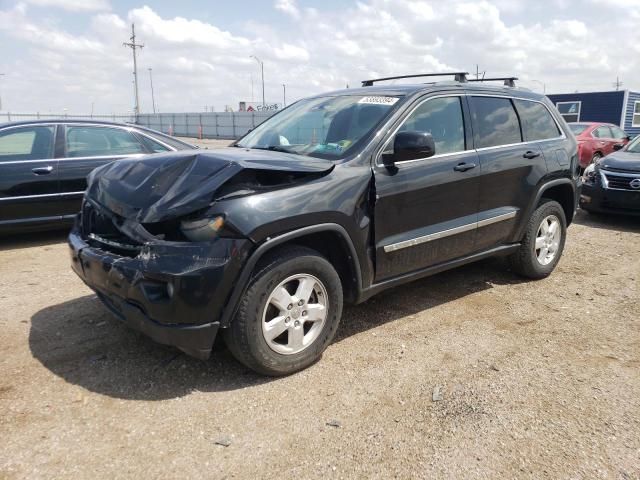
0 120 196 234
581 134 640 215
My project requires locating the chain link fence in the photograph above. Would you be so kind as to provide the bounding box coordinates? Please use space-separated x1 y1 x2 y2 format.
136 112 275 139
0 111 276 140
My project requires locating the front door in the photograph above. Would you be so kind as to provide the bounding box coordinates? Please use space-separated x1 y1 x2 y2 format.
0 124 60 227
373 95 480 281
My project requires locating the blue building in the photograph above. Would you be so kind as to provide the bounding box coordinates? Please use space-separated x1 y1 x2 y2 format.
547 90 640 137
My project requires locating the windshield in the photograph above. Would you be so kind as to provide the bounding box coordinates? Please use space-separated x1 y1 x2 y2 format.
626 135 640 153
235 95 402 159
569 123 589 135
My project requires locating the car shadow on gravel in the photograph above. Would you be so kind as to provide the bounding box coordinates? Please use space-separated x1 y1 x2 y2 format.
336 257 525 342
0 228 70 252
29 257 524 400
29 294 274 400
572 209 640 233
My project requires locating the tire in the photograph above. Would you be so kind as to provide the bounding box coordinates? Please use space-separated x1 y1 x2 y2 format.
223 246 343 376
509 199 567 279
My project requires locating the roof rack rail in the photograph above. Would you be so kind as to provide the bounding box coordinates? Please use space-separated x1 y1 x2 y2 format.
361 72 468 87
468 77 518 87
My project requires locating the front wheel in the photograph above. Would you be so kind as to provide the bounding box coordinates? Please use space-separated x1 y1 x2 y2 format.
509 200 567 279
223 246 343 376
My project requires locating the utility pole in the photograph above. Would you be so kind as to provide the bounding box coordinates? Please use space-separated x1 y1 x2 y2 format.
282 83 286 107
123 23 144 115
148 68 156 113
250 55 265 107
0 73 5 111
613 76 623 91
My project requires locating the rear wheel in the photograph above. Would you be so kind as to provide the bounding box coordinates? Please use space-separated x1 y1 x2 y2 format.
223 246 343 376
509 200 567 279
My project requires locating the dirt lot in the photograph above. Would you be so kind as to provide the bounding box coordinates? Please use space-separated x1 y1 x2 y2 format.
0 210 639 479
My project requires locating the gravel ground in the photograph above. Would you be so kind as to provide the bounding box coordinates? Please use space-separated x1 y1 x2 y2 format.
0 211 639 479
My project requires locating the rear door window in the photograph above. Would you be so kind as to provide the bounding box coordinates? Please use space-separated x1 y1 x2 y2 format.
471 97 522 148
514 99 561 141
65 126 145 158
610 126 627 140
0 126 55 162
593 126 613 139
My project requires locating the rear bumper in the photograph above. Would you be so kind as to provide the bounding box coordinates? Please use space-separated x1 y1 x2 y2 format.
580 183 640 215
69 228 250 359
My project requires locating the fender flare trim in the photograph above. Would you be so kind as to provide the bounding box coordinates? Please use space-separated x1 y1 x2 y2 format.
218 223 363 327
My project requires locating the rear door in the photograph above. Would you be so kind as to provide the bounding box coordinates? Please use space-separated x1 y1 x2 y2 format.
57 124 148 217
469 95 548 251
373 94 480 280
0 124 60 227
592 126 616 157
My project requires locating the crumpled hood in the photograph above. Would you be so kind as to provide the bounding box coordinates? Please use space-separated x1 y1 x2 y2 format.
86 148 334 223
599 151 640 173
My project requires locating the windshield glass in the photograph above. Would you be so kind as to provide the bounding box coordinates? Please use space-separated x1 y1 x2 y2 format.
626 135 640 153
236 95 402 159
569 123 589 135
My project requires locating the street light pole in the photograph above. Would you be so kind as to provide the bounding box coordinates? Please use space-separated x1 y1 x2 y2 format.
250 55 265 107
148 68 156 113
282 83 286 107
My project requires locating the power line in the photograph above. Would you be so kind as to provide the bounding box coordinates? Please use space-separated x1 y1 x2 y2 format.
123 23 144 115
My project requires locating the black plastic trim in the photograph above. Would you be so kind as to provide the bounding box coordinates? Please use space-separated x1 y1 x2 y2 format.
218 223 362 327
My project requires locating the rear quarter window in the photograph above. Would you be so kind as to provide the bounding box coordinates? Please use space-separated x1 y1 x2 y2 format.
514 99 561 141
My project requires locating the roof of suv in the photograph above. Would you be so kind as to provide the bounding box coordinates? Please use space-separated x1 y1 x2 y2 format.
315 81 545 101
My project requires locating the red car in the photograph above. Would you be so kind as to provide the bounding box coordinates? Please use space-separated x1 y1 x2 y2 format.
569 122 631 169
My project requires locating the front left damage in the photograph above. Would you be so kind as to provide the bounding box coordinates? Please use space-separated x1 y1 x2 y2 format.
69 150 336 358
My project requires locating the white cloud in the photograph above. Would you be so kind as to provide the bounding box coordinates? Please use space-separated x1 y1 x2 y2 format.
274 0 301 19
23 0 110 12
0 0 638 113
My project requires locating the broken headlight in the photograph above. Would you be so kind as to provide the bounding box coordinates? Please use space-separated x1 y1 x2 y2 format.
179 216 225 242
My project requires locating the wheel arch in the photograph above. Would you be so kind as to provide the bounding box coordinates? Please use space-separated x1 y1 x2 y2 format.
514 178 577 241
218 223 363 328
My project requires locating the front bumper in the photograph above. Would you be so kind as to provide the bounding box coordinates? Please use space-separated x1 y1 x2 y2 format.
69 228 250 359
580 182 640 216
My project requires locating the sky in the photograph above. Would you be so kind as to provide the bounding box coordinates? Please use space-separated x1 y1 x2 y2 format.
0 0 638 114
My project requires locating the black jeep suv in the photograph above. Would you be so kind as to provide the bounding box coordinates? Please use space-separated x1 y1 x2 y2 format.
69 73 580 375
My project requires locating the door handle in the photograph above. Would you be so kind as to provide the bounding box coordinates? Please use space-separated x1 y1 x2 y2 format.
523 151 540 159
31 166 54 175
453 162 477 172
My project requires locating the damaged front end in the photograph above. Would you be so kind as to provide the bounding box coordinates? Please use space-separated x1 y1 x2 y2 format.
69 150 333 359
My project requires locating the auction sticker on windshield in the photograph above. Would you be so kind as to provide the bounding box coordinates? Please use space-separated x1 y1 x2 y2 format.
358 96 399 105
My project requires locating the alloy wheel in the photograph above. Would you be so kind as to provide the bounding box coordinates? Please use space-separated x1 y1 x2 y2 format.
534 215 561 266
261 274 328 355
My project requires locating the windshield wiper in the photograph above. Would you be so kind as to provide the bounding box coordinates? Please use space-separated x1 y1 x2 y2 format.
250 145 296 153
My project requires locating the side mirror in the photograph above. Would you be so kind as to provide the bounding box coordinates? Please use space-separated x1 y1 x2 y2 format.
613 143 624 151
386 131 436 164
